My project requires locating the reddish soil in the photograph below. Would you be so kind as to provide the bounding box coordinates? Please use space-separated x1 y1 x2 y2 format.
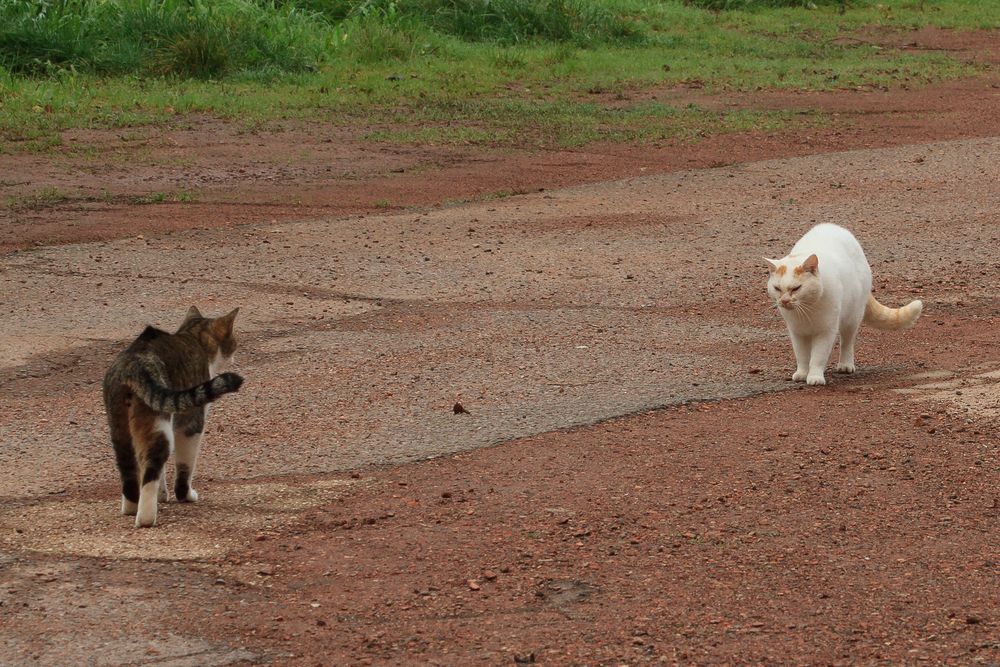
202 333 1000 666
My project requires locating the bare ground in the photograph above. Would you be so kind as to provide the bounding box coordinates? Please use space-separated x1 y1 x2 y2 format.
1 30 999 667
2 26 1000 255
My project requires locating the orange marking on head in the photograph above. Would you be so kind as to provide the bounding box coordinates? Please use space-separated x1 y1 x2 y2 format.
775 265 786 276
794 254 819 276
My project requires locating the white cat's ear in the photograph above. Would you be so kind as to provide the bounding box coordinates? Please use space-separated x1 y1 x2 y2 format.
763 258 779 273
799 254 819 274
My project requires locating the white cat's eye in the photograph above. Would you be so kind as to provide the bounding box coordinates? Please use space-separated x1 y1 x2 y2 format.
790 285 801 293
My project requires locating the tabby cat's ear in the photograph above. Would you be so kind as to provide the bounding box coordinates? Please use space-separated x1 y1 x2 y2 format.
184 305 203 321
763 258 779 273
211 308 239 338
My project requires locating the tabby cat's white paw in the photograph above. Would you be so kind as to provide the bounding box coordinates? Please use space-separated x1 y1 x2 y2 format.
179 488 199 503
136 483 158 527
121 496 138 516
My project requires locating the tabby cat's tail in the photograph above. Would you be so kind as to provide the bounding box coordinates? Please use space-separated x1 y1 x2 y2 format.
125 370 244 413
863 293 923 331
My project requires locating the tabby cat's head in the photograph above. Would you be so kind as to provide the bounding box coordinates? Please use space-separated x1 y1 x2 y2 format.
764 254 822 312
177 306 239 371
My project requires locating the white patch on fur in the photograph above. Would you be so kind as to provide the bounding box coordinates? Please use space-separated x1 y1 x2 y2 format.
121 495 138 515
135 481 160 527
208 351 233 376
154 416 174 439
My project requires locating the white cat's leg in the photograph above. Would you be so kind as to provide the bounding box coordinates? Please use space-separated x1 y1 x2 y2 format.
836 322 860 374
790 332 811 382
806 331 837 386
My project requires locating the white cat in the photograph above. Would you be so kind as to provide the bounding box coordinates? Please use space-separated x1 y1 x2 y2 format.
764 223 922 386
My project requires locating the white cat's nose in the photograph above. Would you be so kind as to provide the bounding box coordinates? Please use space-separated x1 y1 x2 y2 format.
780 298 793 308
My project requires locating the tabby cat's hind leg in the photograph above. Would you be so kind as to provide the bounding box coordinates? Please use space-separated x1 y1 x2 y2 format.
112 427 139 516
133 414 173 528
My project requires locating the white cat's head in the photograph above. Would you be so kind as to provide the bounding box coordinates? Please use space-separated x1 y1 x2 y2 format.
764 254 822 312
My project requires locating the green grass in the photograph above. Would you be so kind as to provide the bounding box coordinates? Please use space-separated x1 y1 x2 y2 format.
4 186 74 210
0 0 328 77
364 100 809 148
4 186 199 210
126 189 200 205
0 0 998 151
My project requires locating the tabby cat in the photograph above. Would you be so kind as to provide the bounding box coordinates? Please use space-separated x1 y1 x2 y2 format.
103 306 243 527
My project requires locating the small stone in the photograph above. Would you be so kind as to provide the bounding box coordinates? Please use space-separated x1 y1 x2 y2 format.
483 570 497 581
467 579 481 591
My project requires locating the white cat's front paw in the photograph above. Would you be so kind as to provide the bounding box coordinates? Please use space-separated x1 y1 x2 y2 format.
835 362 856 374
792 370 808 382
806 373 826 386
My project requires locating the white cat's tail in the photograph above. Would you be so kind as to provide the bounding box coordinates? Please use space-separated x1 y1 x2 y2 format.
863 293 923 330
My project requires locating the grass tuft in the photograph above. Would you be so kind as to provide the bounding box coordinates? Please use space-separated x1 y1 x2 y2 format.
685 0 846 10
415 0 643 46
0 0 329 78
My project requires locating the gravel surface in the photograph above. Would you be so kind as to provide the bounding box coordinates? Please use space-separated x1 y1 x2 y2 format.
1 80 999 665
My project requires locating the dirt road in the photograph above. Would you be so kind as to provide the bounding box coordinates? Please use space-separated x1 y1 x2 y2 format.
2 78 999 664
